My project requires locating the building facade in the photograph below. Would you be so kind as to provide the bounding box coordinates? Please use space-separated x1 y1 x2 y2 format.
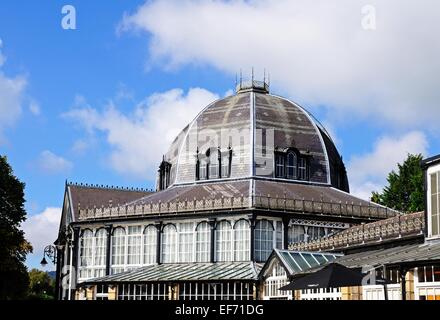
54 80 399 300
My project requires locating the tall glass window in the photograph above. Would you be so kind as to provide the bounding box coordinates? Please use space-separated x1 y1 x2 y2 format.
286 152 297 179
179 222 194 263
254 220 274 262
209 148 219 179
196 222 210 262
306 226 326 242
234 220 250 261
199 160 208 180
216 221 232 262
127 226 142 265
80 229 94 267
275 154 285 178
161 224 177 263
298 157 307 180
94 228 107 277
288 224 306 244
143 225 157 265
430 172 440 237
275 221 283 249
221 152 231 178
111 227 126 271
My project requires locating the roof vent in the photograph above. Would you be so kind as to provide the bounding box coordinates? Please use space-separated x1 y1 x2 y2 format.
235 68 270 94
236 80 269 94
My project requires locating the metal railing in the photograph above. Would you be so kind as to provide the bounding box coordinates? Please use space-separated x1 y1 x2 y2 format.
77 194 400 221
289 211 425 252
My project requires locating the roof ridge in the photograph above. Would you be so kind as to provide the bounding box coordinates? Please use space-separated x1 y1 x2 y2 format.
66 181 154 192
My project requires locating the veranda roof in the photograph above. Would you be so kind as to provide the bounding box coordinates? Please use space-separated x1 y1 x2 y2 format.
82 262 261 284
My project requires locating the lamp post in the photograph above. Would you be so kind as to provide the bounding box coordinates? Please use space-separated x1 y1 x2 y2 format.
40 245 58 267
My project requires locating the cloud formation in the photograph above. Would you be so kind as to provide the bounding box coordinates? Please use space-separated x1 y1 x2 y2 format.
347 131 428 200
0 39 27 143
64 88 219 180
36 150 73 174
22 207 61 270
120 0 440 128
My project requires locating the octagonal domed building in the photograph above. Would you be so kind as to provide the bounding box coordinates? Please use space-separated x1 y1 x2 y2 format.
159 80 348 192
56 80 398 301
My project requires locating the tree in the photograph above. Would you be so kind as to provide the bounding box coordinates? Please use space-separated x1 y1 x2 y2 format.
371 153 424 213
0 155 32 299
28 269 55 300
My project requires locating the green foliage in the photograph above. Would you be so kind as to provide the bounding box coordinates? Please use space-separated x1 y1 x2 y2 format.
0 155 32 299
371 153 424 213
27 269 55 300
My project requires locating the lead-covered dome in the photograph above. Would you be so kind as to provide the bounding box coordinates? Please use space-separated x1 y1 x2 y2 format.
158 81 348 192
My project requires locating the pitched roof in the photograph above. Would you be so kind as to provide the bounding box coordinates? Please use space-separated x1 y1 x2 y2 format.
81 262 261 284
336 241 440 269
260 249 341 278
67 183 153 221
77 178 400 221
289 211 424 252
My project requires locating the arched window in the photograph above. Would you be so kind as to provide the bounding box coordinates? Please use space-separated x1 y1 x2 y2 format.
196 222 210 262
111 227 126 273
208 148 219 179
94 228 107 277
143 225 157 265
221 147 232 178
216 221 232 262
275 153 285 178
179 222 194 263
80 229 94 267
79 229 94 279
288 224 306 244
286 152 297 179
127 226 142 265
254 220 274 262
161 224 177 263
234 220 250 261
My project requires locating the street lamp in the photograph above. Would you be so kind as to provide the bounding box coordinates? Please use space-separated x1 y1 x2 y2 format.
40 245 57 267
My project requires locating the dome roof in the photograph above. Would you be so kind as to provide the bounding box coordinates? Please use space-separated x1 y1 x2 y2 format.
160 81 349 192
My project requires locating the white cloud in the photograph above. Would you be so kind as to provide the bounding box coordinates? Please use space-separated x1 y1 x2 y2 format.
120 0 440 128
22 207 61 270
29 100 41 115
64 87 219 180
347 131 428 200
0 39 27 143
36 150 73 174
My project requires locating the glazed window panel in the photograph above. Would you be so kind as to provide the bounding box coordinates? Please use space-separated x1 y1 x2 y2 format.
161 224 177 263
286 152 297 179
94 228 107 277
196 222 210 262
127 226 142 265
80 230 94 267
430 172 440 237
288 224 306 244
298 157 307 180
254 220 274 262
221 154 230 178
275 221 283 249
179 222 194 263
143 225 157 265
111 227 126 271
216 221 232 262
275 154 285 178
234 220 250 261
209 149 219 179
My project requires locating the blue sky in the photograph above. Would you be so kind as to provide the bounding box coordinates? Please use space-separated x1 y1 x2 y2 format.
0 1 439 270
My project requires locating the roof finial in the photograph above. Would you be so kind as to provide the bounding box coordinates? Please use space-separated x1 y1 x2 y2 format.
240 69 242 87
263 68 266 83
251 67 254 83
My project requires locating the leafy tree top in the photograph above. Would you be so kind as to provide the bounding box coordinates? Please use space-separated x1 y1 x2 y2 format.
371 153 424 213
